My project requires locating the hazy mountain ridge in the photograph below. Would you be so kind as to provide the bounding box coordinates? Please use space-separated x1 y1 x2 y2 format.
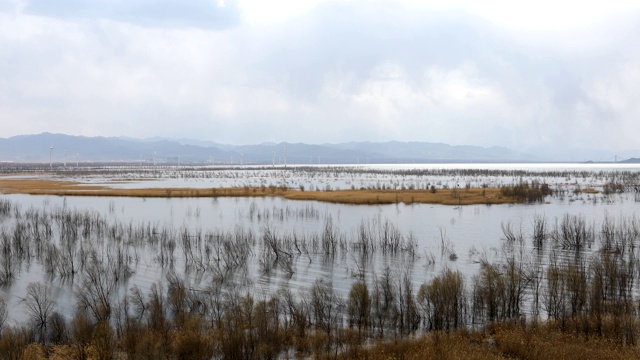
0 133 544 164
331 141 527 161
620 158 640 164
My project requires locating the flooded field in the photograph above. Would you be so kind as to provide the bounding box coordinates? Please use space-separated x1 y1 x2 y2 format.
0 163 640 353
12 162 640 192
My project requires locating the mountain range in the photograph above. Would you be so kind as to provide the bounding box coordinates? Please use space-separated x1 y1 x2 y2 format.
0 132 618 165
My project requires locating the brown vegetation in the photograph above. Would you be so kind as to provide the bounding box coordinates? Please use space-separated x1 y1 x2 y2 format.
284 187 514 205
340 322 640 360
0 178 524 205
499 180 553 203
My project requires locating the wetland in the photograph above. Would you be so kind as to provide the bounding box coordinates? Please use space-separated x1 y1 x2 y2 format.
0 163 639 358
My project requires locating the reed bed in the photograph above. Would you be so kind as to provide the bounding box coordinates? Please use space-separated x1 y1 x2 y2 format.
0 178 521 205
284 188 513 205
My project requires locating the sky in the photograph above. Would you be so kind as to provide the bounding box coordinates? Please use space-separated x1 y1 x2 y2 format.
1 0 640 157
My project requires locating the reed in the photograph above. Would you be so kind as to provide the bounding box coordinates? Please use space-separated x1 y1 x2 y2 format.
0 178 526 205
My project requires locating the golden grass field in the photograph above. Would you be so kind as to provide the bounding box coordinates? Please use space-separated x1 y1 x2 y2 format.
0 178 519 205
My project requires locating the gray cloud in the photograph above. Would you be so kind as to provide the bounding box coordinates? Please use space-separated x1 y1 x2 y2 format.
255 3 504 98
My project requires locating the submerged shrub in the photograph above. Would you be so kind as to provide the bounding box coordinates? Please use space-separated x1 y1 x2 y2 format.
347 281 370 336
418 268 465 332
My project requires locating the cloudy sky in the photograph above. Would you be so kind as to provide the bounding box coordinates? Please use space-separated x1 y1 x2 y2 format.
1 0 640 156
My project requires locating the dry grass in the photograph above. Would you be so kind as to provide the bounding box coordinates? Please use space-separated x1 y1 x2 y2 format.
0 178 289 198
9 320 640 359
284 188 514 205
338 335 499 360
581 187 600 194
490 323 640 360
0 178 519 205
339 323 640 360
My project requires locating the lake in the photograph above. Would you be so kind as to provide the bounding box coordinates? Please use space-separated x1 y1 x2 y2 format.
0 163 639 327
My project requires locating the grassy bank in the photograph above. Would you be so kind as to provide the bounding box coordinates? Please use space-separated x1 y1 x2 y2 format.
0 178 523 205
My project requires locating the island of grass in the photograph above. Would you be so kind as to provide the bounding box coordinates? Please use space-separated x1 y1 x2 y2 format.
0 178 554 205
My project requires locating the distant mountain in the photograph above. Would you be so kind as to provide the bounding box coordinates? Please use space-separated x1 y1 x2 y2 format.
0 133 538 164
0 133 230 164
620 158 640 164
331 141 531 162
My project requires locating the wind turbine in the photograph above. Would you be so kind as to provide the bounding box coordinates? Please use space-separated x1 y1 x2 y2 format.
49 145 53 170
63 149 67 168
272 151 275 167
240 152 244 167
284 145 287 168
76 153 79 167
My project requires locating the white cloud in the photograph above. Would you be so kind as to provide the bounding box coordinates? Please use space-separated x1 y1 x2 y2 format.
237 0 640 31
580 62 640 150
238 0 326 25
